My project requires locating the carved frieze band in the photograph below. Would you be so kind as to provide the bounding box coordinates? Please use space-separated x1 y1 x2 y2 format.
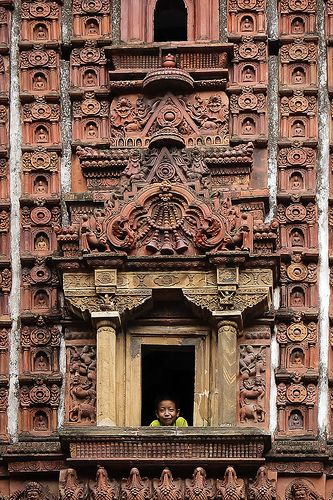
62 268 273 318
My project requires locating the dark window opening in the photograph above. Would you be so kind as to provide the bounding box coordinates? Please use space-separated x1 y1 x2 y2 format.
154 0 187 42
141 345 195 425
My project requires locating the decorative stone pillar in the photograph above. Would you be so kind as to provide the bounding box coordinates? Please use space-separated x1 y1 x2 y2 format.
217 320 239 425
92 311 120 426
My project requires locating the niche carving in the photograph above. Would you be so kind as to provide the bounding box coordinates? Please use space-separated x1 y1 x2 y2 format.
72 0 111 38
20 48 60 94
70 43 108 89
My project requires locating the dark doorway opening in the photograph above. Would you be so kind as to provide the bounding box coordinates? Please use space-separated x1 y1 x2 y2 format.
154 0 188 42
141 345 195 425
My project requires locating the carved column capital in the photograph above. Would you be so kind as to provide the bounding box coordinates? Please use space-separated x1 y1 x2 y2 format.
91 311 121 332
217 319 239 334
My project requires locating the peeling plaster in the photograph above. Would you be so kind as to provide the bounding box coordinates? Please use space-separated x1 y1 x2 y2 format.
317 0 330 438
8 0 22 442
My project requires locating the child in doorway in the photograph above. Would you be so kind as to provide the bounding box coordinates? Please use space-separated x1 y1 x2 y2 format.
150 395 188 427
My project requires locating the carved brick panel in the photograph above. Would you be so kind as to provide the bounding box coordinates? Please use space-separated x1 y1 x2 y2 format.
21 148 60 199
280 92 317 141
72 93 109 143
20 47 60 94
21 204 60 254
276 201 317 251
230 88 267 140
20 320 60 374
22 98 61 146
72 0 111 39
279 0 317 35
0 157 10 199
0 327 9 376
0 104 8 147
278 144 316 193
21 261 59 313
276 381 317 435
0 5 10 45
0 54 9 98
21 0 62 43
276 319 318 373
19 379 60 434
0 266 11 315
231 37 267 86
280 40 318 87
279 258 318 310
228 0 266 35
0 207 10 256
70 42 108 89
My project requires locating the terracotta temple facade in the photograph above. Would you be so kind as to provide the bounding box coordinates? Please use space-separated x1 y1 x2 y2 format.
1 0 333 498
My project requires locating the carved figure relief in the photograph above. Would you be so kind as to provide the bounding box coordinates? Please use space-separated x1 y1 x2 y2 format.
67 345 96 424
285 479 324 500
11 481 56 500
239 345 266 424
109 92 229 148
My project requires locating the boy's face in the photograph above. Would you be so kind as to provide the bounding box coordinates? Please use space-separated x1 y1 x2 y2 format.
156 399 180 426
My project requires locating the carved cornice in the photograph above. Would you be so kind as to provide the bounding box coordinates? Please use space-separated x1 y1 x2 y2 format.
60 427 270 464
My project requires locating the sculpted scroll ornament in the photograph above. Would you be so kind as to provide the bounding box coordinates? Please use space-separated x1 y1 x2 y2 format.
60 469 88 500
153 468 181 500
216 466 245 500
72 42 107 66
121 468 150 500
20 48 57 68
280 41 317 62
91 466 116 500
72 182 252 256
185 467 214 500
22 149 59 172
248 467 276 500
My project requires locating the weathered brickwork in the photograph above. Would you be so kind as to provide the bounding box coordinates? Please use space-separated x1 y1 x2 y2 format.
1 0 333 498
